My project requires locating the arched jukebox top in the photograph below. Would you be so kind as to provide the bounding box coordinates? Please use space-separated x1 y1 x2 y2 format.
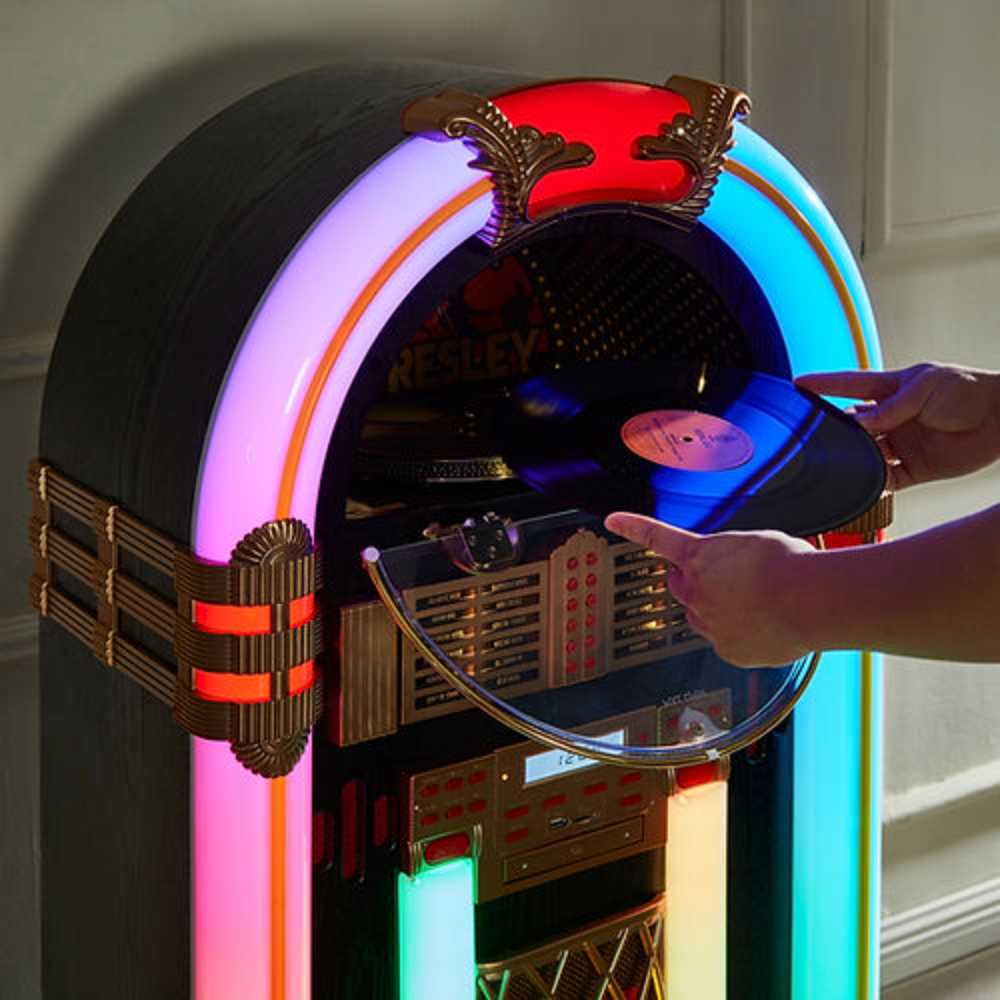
32 62 886 1000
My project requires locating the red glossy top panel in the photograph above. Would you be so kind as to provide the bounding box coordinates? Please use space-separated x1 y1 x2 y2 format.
493 80 694 216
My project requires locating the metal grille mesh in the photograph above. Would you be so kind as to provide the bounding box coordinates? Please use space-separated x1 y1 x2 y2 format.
521 234 753 370
477 905 664 1000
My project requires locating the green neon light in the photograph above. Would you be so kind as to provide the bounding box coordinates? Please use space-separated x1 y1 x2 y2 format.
398 858 476 1000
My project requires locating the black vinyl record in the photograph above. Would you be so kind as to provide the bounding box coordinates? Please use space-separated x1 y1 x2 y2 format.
500 361 886 536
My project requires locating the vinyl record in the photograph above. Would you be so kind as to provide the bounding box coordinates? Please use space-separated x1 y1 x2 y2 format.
500 361 886 535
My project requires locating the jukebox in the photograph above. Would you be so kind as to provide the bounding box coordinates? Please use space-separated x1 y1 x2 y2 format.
31 62 887 999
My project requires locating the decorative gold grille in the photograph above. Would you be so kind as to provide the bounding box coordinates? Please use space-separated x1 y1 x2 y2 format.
28 460 321 777
477 896 665 1000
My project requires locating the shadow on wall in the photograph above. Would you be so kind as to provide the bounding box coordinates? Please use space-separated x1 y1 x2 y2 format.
0 37 512 344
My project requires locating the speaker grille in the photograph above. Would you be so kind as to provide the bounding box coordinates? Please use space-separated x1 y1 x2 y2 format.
522 234 753 371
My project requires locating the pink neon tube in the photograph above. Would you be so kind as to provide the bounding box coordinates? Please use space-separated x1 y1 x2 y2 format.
191 133 491 999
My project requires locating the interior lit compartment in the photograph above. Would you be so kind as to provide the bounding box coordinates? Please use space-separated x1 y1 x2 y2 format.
312 223 807 999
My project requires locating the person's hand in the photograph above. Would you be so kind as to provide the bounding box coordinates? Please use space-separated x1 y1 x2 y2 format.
796 363 1000 490
605 512 816 667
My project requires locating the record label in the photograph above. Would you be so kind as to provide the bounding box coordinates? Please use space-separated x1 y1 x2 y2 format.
620 409 755 471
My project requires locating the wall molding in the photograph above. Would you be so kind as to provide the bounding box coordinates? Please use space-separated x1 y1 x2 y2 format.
0 612 39 663
882 875 1000 986
884 759 1000 826
0 333 56 382
864 0 1000 266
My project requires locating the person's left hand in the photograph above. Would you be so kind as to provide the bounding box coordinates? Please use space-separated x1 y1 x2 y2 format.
604 512 817 667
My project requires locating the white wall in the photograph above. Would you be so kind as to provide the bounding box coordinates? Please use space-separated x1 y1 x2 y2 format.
864 0 1000 985
4 1 1000 997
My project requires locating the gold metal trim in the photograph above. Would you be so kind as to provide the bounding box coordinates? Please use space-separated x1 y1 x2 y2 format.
634 74 751 229
335 601 400 746
27 461 322 777
476 894 665 1000
402 88 594 248
828 490 894 536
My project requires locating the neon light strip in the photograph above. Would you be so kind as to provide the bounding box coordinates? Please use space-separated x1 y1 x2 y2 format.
726 160 870 369
192 739 270 997
666 779 728 999
277 177 491 517
192 135 491 999
716 138 881 998
397 860 477 999
193 594 315 634
730 123 881 370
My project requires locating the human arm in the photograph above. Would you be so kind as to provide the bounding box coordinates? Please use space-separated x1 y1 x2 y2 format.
605 505 1000 666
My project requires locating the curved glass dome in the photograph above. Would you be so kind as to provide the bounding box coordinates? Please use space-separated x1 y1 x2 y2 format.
364 508 817 767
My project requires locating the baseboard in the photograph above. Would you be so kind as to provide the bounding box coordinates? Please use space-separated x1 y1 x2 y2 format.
881 876 1000 986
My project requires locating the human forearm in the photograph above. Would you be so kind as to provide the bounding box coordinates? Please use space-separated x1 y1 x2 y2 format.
794 503 1000 661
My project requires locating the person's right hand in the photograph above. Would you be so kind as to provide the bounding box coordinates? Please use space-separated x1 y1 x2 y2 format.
796 363 1000 489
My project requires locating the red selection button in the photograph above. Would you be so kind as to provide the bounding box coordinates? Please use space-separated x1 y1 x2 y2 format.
468 770 487 785
620 793 643 808
445 777 464 791
505 827 529 844
676 761 723 790
619 772 642 786
424 832 471 865
419 812 439 827
542 794 567 810
583 781 607 796
468 799 487 814
505 804 530 820
445 804 464 820
419 783 439 798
